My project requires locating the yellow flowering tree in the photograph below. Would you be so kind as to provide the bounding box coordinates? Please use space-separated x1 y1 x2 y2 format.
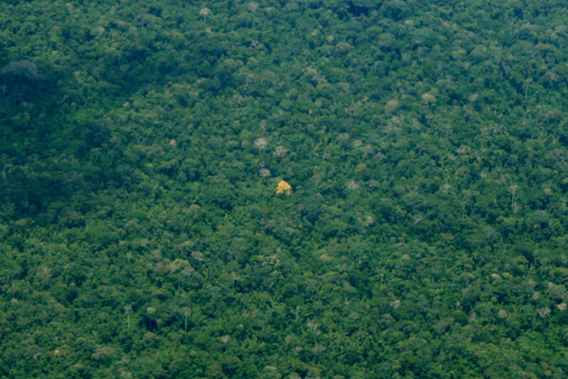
276 180 292 195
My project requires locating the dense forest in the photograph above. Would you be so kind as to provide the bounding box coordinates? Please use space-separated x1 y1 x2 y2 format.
2 0 568 377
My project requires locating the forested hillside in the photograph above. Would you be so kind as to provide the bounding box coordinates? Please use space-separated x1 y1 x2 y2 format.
2 0 568 378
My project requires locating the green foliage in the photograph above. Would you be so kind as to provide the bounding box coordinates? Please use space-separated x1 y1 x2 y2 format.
2 0 568 378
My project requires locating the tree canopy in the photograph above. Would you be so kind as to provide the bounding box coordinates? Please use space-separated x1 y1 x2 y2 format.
2 0 568 378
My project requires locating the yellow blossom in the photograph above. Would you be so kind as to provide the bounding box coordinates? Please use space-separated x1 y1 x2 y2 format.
276 180 292 195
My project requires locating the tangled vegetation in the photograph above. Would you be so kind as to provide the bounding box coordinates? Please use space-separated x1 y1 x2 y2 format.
2 0 568 378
